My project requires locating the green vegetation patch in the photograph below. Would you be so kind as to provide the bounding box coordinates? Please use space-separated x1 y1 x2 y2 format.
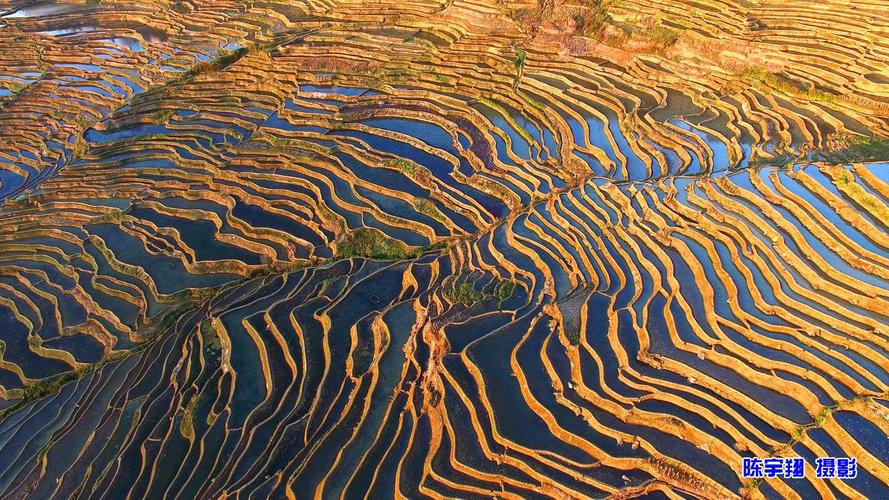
792 135 889 167
445 282 485 305
514 46 527 73
497 280 516 302
573 0 613 37
180 393 199 439
336 228 417 260
194 47 248 75
741 67 837 104
158 303 196 332
92 208 128 224
385 158 416 175
152 108 175 124
0 344 150 420
445 279 516 306
423 240 448 254
200 319 221 350
829 167 887 219
17 370 82 405
835 135 889 162
414 198 444 222
642 25 680 47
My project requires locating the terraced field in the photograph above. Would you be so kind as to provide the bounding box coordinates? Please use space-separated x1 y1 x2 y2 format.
0 0 887 498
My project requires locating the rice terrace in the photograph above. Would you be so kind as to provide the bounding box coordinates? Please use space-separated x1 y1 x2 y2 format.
0 0 887 498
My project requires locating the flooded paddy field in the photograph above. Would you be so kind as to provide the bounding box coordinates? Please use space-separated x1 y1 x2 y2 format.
0 0 887 498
